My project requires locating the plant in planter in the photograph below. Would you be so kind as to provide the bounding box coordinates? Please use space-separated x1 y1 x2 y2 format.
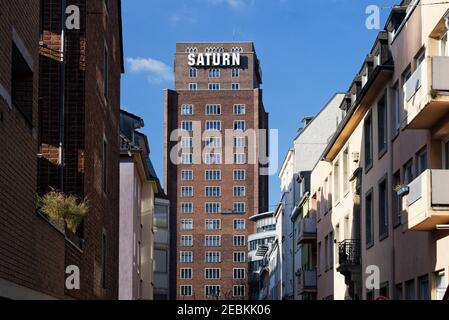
37 189 89 233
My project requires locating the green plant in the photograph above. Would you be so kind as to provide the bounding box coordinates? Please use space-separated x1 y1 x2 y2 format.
37 190 89 233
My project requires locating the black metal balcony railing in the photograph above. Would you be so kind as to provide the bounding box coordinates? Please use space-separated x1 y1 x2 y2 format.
338 239 360 266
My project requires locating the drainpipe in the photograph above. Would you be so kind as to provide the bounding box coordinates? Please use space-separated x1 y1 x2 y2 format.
58 0 67 192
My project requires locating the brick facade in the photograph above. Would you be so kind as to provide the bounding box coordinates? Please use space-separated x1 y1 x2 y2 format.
0 0 123 300
165 42 269 300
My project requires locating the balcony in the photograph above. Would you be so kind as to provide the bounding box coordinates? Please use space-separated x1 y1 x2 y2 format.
298 218 317 243
405 169 449 231
337 240 360 270
297 270 317 293
403 56 449 131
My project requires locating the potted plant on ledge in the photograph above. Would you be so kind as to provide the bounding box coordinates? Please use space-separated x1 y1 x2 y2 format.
36 189 89 250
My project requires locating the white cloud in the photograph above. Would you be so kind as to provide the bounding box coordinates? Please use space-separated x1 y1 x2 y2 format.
169 13 198 26
207 0 252 9
127 57 174 83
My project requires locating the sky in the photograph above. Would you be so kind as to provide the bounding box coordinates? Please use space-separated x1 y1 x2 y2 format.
121 0 396 209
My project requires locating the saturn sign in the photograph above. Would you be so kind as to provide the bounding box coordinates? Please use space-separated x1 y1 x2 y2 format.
188 52 241 67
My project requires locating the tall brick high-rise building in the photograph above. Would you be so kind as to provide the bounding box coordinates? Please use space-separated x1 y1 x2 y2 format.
165 42 269 300
0 0 124 299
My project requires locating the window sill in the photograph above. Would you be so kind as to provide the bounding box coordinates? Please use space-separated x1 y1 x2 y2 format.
378 148 387 160
379 232 389 242
366 242 374 250
365 163 373 174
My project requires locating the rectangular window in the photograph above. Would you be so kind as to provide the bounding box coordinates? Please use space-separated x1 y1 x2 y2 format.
379 178 389 239
233 104 246 115
102 138 108 193
393 171 402 226
233 219 246 230
392 85 400 134
205 219 221 230
416 147 428 176
180 268 193 279
205 235 221 247
233 203 246 214
404 160 414 184
234 120 246 131
189 68 197 78
208 83 220 90
181 235 193 247
205 153 222 165
205 268 221 279
181 219 193 230
234 137 246 148
205 136 222 148
181 186 193 197
233 235 245 246
233 253 246 263
205 121 221 131
333 160 340 204
232 83 240 90
329 231 334 269
181 153 193 165
234 153 246 164
205 285 220 297
233 268 246 279
324 235 329 270
233 170 246 181
205 170 221 181
181 203 193 214
205 252 221 263
418 275 430 300
181 137 193 148
343 148 349 194
233 187 246 197
181 104 194 115
188 83 197 91
205 203 221 214
232 68 240 78
205 186 221 197
181 170 193 181
366 190 374 247
11 42 34 124
233 285 245 297
181 121 193 131
180 285 192 296
436 271 447 300
104 45 109 99
405 279 415 300
205 104 221 115
208 68 220 78
364 112 373 170
378 94 387 155
180 251 193 263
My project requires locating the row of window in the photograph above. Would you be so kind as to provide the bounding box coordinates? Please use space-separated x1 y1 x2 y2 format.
180 186 246 198
180 219 246 230
180 153 247 165
181 170 246 181
179 237 245 255
180 203 246 214
181 104 246 116
187 83 241 91
180 268 246 280
180 137 247 149
181 120 247 131
189 67 240 78
180 285 245 297
180 251 245 263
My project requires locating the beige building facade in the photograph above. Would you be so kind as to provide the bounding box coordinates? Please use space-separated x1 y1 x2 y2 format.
313 0 449 300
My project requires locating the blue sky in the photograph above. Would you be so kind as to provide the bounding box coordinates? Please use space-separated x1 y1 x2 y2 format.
121 0 396 209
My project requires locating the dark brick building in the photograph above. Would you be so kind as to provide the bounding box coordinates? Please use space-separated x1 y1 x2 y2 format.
0 0 123 299
165 42 269 300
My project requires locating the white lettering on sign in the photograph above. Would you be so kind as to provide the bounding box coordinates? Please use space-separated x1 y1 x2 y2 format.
188 53 241 67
